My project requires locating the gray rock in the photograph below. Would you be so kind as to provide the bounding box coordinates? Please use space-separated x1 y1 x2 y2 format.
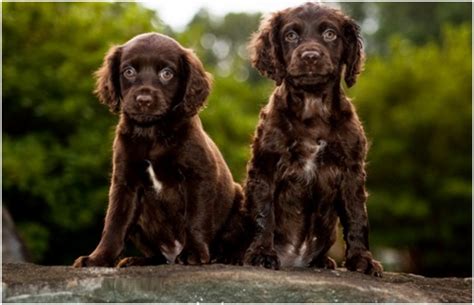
2 208 28 263
2 263 471 302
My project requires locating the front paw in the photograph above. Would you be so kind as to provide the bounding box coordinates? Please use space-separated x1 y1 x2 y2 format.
345 252 383 277
244 247 280 270
309 255 337 270
175 246 210 265
117 255 167 267
116 257 148 268
73 255 113 267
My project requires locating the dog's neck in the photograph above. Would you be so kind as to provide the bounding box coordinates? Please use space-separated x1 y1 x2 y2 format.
118 113 195 146
275 80 342 123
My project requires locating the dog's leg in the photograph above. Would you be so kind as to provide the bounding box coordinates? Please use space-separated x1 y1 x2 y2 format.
309 255 337 269
175 180 215 265
117 219 168 267
243 153 281 270
73 182 139 267
308 227 338 270
211 183 251 265
73 146 140 267
337 169 383 276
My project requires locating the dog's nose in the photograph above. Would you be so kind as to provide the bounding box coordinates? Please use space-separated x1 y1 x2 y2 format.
301 50 321 62
136 94 152 107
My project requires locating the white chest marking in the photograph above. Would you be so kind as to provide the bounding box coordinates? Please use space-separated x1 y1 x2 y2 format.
303 140 327 177
146 162 163 194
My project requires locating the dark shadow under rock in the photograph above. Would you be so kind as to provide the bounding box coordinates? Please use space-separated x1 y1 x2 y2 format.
2 263 472 302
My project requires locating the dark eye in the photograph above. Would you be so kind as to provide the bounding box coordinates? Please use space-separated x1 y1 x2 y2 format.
122 67 136 79
285 30 299 43
159 68 174 82
322 29 337 42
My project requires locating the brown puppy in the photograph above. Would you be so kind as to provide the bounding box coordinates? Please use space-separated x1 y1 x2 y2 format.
243 3 383 276
73 33 242 267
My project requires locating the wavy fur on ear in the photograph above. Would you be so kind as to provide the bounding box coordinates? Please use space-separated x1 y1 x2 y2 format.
177 49 212 117
342 18 365 88
248 11 287 85
94 46 122 113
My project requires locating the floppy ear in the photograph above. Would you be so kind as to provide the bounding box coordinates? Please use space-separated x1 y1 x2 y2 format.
248 11 286 85
94 46 122 113
342 18 365 88
177 49 212 117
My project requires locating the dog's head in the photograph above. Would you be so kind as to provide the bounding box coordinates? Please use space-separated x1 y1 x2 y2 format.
95 33 211 124
249 3 364 88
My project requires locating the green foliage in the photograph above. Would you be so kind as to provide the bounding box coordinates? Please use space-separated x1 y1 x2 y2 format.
350 24 472 276
172 9 272 181
201 76 271 181
341 2 472 54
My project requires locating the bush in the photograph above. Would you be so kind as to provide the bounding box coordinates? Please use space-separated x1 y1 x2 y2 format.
350 25 472 276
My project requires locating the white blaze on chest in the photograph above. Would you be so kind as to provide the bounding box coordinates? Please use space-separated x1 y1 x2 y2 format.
303 140 328 177
146 162 163 194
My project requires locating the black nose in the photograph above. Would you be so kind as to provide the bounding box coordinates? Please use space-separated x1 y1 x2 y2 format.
136 94 152 107
301 50 321 61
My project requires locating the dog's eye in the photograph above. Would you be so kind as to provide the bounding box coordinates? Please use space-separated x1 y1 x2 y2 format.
285 30 299 43
123 67 137 79
322 29 337 42
159 68 174 82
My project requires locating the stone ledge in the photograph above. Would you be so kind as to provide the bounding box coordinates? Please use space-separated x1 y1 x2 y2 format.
1 263 472 302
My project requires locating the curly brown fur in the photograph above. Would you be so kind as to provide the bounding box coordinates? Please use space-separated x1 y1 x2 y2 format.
243 3 382 276
73 33 243 267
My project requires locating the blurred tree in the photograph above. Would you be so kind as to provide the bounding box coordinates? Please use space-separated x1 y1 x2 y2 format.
3 2 162 264
173 9 272 181
341 2 472 54
200 76 271 181
176 9 264 83
350 24 472 276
